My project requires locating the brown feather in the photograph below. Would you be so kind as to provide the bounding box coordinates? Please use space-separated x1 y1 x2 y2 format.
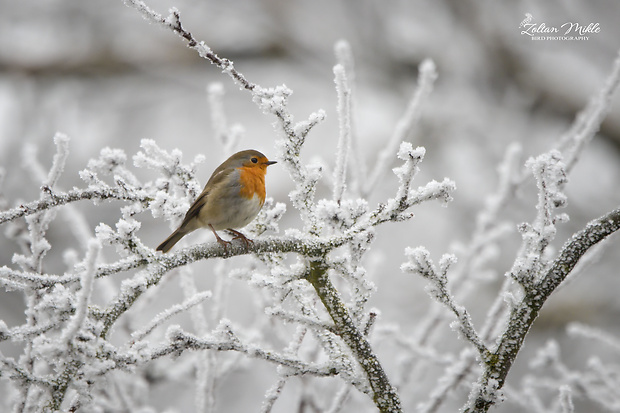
180 168 233 229
156 227 187 253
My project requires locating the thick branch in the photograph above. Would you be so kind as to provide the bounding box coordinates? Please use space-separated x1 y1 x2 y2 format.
93 234 357 337
306 260 402 413
465 206 620 413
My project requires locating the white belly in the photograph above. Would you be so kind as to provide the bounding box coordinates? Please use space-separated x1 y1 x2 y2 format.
208 192 263 230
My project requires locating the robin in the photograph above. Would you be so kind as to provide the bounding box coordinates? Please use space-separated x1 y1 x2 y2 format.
156 149 277 253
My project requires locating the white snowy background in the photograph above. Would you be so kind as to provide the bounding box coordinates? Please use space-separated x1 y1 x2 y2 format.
1 0 619 412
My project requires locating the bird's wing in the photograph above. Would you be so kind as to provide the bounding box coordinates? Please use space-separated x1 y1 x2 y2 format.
179 167 235 230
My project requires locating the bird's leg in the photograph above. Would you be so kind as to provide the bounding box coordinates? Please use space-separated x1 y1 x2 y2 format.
209 224 231 250
227 229 253 249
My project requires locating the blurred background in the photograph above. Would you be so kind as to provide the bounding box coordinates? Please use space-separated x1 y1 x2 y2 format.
1 0 619 411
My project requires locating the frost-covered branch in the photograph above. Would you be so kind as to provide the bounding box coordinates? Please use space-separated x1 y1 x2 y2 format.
517 335 620 412
60 239 99 344
556 50 620 171
306 259 402 412
207 82 242 154
464 206 620 413
567 322 620 352
402 248 489 358
507 150 568 288
334 40 365 197
403 48 620 413
123 1 255 91
365 59 437 196
131 291 212 343
154 324 337 377
333 63 352 203
0 184 149 225
391 143 522 413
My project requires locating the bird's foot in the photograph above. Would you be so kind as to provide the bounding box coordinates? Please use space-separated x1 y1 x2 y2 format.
209 225 232 251
227 229 254 250
215 236 232 251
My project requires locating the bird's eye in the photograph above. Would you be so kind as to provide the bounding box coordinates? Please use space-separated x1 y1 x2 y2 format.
251 157 258 163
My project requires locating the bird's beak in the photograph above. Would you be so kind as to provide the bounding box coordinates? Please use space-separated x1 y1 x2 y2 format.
264 160 277 166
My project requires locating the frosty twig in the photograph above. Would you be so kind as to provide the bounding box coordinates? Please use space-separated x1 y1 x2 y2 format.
364 59 437 196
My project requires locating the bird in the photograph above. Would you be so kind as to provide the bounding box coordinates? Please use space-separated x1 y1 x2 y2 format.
156 149 277 253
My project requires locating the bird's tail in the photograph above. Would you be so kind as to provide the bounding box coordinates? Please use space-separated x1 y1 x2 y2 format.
156 228 187 253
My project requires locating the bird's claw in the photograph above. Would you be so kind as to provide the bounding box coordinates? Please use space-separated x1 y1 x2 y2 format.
227 229 253 250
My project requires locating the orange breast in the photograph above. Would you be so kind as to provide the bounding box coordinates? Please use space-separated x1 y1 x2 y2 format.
237 166 266 203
